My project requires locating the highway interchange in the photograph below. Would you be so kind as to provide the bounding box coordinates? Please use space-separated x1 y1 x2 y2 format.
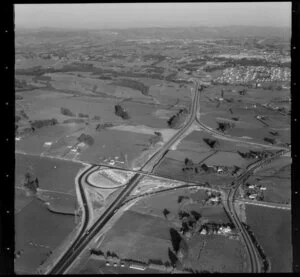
48 81 289 274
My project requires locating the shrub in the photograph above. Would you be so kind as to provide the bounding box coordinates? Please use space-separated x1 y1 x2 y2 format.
30 118 58 129
95 123 113 131
61 107 75 117
78 113 89 118
77 133 94 146
114 104 130 120
167 108 189 128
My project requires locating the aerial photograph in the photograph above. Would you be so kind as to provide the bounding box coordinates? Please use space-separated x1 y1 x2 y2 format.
14 2 292 274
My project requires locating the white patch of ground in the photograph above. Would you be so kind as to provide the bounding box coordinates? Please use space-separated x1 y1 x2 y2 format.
109 124 178 142
170 123 198 151
87 171 126 189
131 177 185 196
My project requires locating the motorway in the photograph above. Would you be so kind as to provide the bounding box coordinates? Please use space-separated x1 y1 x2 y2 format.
48 80 289 274
48 82 201 274
195 88 288 273
224 149 288 273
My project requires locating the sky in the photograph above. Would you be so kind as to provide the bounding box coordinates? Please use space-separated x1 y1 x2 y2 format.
15 2 291 30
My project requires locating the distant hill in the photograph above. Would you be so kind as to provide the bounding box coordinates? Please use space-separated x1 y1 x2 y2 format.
111 26 291 40
15 25 291 41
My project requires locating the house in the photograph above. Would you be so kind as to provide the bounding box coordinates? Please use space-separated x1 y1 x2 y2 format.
129 264 146 271
219 226 232 234
260 187 267 191
249 194 257 199
200 228 207 235
43 141 52 146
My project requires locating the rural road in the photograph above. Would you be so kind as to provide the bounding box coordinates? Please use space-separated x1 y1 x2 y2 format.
224 149 288 273
48 80 289 274
48 81 202 274
235 199 291 210
196 85 289 273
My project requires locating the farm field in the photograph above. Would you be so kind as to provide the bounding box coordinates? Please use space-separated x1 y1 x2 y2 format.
245 205 292 272
76 128 157 169
158 129 277 184
79 259 162 274
14 153 83 273
154 157 235 187
14 24 291 274
245 156 291 203
15 198 76 274
183 234 246 272
15 153 83 195
199 85 290 146
93 187 245 273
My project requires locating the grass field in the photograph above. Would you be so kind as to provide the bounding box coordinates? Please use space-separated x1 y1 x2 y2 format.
98 210 172 264
245 157 291 203
15 198 76 274
199 85 290 145
15 153 83 195
184 234 246 272
96 187 243 273
154 157 234 187
15 154 83 273
245 205 292 272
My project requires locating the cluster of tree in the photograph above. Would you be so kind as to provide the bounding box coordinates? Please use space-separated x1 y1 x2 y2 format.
177 195 190 204
95 122 114 131
238 150 272 160
77 133 94 146
201 222 235 233
203 138 219 149
78 113 89 118
16 63 165 83
169 228 188 266
238 89 247 95
60 107 75 117
182 158 213 174
113 79 150 96
148 132 163 146
63 118 85 124
90 249 104 256
264 137 276 145
23 171 39 194
216 121 235 132
30 118 58 130
114 104 130 120
178 210 202 235
163 208 170 218
92 115 101 121
167 108 189 129
244 189 264 201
